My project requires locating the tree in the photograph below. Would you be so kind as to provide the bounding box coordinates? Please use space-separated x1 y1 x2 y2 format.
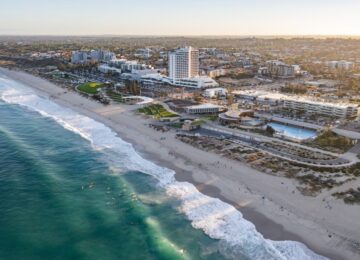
266 125 275 136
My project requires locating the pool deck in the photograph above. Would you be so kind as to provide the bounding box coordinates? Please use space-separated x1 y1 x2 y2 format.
267 122 317 141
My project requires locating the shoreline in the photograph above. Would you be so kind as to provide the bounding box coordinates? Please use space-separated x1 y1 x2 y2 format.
1 67 359 260
145 149 310 242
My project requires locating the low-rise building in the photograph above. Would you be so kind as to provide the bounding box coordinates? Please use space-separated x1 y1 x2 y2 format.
185 103 224 114
265 60 296 78
326 60 354 70
71 49 115 64
182 120 200 131
109 59 154 72
71 51 89 64
90 50 116 62
233 90 359 119
98 64 122 74
203 88 228 98
283 98 358 119
207 69 227 78
140 74 219 89
258 67 269 76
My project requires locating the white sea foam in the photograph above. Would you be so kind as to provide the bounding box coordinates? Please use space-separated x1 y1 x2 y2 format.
0 75 327 260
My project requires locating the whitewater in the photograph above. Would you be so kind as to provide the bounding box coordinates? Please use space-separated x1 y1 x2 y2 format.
0 74 327 260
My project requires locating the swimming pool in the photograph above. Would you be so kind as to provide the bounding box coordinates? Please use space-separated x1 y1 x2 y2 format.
267 122 317 140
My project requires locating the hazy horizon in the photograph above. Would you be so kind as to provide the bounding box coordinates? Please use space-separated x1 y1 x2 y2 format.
1 34 360 38
1 0 360 36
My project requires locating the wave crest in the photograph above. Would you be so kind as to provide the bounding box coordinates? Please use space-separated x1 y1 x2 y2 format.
0 75 327 260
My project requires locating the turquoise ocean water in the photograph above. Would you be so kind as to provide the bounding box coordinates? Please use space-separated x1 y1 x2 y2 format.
0 100 223 259
0 73 326 260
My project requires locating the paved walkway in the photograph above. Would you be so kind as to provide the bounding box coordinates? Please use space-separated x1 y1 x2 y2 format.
255 113 323 130
159 101 179 115
349 143 360 154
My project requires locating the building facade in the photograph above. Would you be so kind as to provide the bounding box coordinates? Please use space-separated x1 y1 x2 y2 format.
283 99 358 119
140 74 218 89
71 49 115 64
203 88 228 98
185 103 223 114
266 60 295 78
71 51 88 64
234 90 358 119
168 46 199 81
326 60 354 70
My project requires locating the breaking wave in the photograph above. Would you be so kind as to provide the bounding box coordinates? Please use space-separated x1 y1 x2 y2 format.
0 74 327 260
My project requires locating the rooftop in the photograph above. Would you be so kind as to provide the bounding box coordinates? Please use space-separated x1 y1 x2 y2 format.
233 90 358 109
186 103 223 109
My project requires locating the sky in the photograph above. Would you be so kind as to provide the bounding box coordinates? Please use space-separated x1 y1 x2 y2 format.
0 0 360 36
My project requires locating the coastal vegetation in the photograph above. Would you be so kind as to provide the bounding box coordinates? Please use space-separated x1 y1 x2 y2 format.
191 119 205 126
106 89 123 103
296 174 339 194
222 72 254 80
343 162 360 177
138 104 178 119
201 115 218 121
280 83 307 94
310 130 353 153
77 82 105 94
177 134 357 197
265 125 275 136
333 188 360 204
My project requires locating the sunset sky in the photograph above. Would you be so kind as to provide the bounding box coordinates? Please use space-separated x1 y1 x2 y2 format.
1 0 359 36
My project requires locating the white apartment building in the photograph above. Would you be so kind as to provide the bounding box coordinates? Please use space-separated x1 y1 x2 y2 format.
71 51 88 64
234 90 358 119
140 74 219 89
108 59 155 73
258 67 269 76
203 88 228 98
134 48 152 59
90 50 116 62
169 76 218 88
266 60 295 78
326 60 354 70
98 64 122 74
283 98 358 119
168 46 199 81
208 69 227 78
71 49 115 64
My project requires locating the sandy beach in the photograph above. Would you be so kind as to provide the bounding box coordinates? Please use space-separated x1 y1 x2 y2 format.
1 67 359 260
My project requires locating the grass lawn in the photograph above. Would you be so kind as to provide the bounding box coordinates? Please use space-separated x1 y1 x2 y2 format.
78 82 104 94
138 104 178 119
201 115 218 121
191 119 205 126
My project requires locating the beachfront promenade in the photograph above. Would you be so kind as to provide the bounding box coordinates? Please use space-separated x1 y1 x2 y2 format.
197 122 359 168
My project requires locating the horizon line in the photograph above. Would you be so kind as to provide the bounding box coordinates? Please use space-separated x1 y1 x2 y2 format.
1 34 360 38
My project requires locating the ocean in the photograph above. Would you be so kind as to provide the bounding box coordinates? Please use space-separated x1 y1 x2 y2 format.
0 73 326 260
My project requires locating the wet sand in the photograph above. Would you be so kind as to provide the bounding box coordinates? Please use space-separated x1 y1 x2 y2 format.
1 67 359 260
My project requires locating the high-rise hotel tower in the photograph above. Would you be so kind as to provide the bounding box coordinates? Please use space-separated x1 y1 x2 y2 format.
168 46 199 81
